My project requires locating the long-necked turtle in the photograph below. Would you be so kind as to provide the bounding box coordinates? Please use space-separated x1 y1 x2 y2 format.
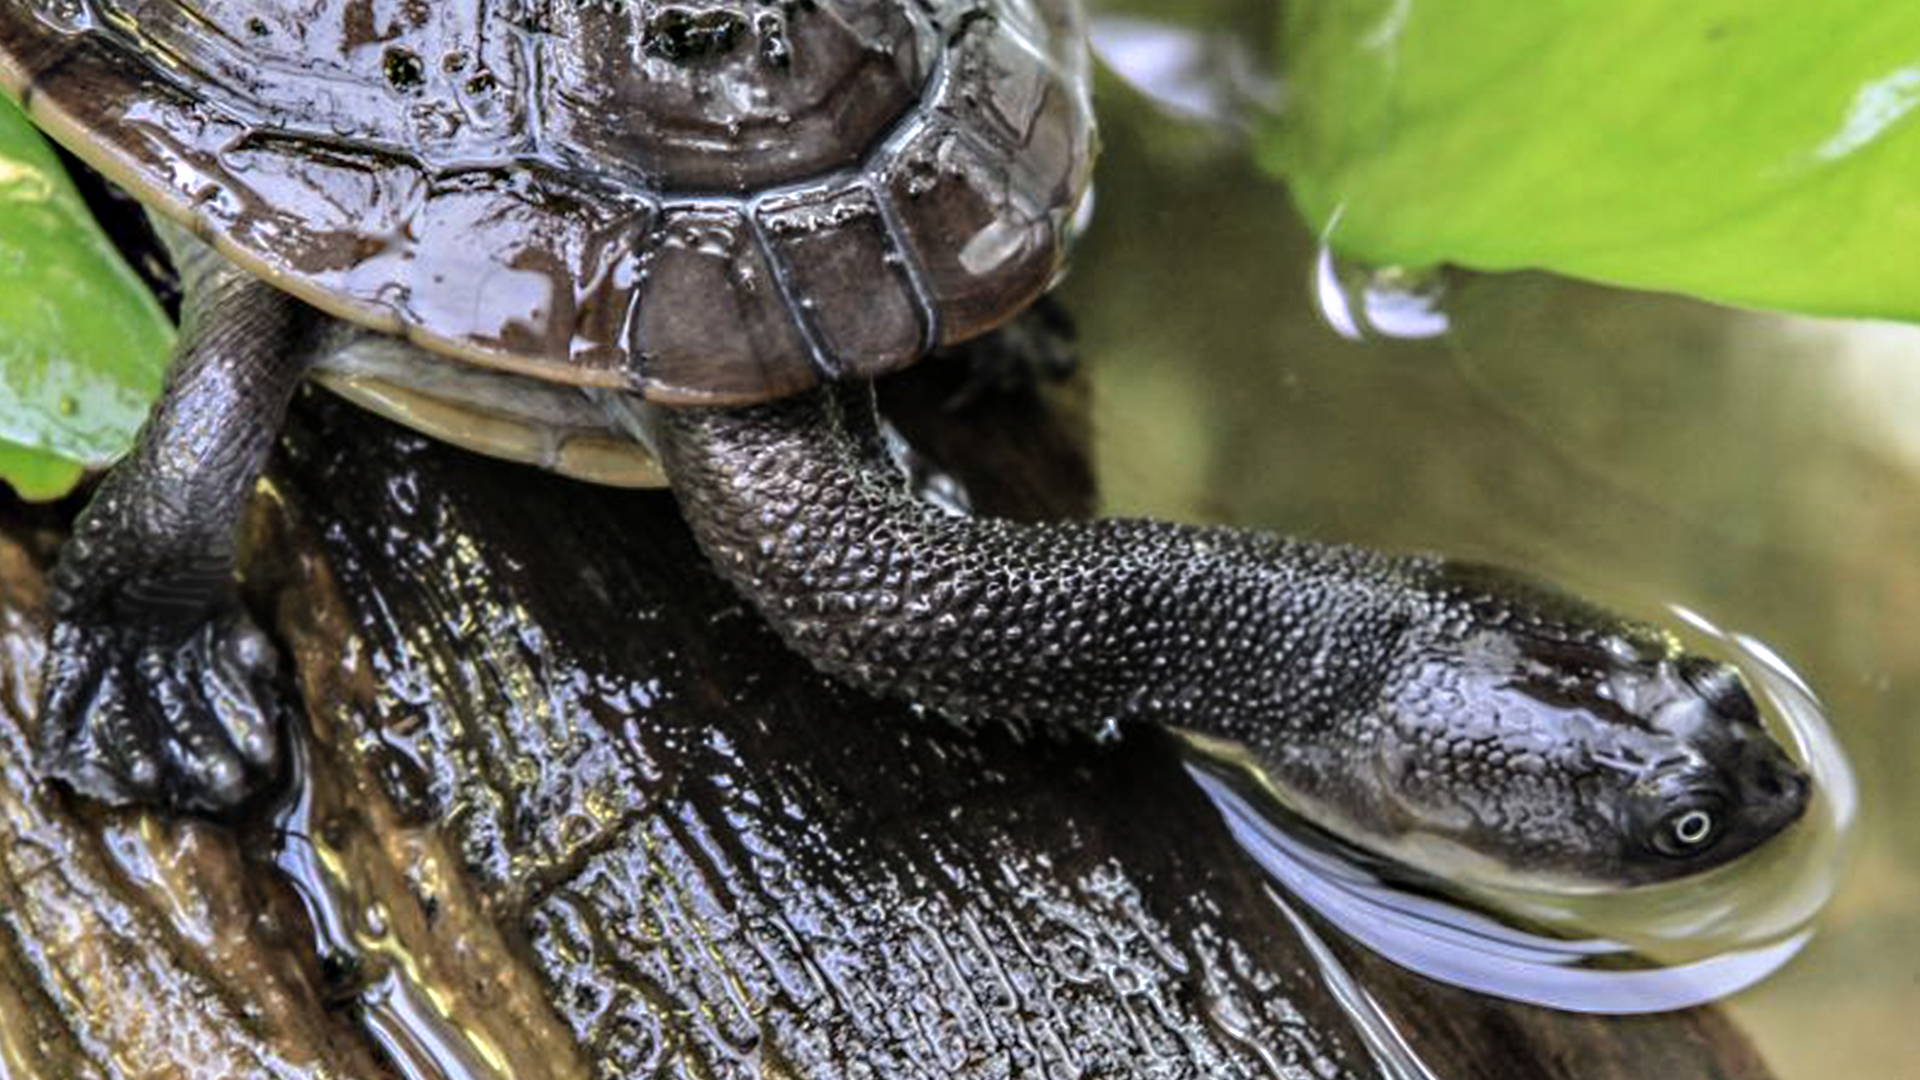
1 0 1809 888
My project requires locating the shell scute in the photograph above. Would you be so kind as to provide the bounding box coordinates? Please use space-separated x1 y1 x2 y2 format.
0 0 1095 402
882 122 1060 346
111 0 533 161
402 171 658 381
535 0 925 194
216 140 423 280
634 206 819 403
933 8 1094 225
758 184 929 379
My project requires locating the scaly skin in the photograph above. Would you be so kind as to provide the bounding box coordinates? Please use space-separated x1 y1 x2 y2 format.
38 248 1810 885
645 387 1812 888
38 237 324 812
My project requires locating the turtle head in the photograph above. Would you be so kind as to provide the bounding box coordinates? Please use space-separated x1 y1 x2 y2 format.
1353 564 1812 891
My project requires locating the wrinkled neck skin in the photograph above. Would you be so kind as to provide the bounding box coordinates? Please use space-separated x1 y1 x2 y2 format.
637 386 1810 890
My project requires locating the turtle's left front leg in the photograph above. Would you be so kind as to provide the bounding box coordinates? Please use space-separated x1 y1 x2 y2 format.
39 252 325 813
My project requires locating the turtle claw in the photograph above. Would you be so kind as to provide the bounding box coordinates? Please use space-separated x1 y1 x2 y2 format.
39 606 287 814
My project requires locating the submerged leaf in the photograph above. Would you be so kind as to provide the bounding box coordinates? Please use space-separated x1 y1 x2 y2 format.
0 97 171 501
1265 0 1920 321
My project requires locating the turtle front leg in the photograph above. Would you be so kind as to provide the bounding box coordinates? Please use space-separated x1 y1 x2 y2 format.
39 253 324 813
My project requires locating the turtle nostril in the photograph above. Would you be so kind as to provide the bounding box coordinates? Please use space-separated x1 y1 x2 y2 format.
1753 765 1813 820
1787 769 1813 809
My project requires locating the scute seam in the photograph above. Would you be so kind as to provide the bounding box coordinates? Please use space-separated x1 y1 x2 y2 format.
0 0 1090 404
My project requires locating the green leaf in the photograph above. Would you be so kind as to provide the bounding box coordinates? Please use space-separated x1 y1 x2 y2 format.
0 96 172 502
0 439 83 501
1264 0 1920 321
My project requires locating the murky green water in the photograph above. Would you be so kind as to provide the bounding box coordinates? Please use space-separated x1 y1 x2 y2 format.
1068 18 1917 1079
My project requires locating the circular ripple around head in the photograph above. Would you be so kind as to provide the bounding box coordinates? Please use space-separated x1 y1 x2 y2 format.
1185 606 1858 1015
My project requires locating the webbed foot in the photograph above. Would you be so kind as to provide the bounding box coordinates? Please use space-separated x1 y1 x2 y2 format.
27 227 324 814
39 603 287 813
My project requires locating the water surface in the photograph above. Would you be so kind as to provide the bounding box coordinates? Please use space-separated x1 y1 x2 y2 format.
1071 13 1917 1076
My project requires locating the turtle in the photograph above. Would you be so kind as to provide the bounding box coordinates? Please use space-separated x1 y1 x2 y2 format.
0 0 1811 889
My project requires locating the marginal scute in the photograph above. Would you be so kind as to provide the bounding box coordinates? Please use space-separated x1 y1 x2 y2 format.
938 9 1094 214
759 185 928 378
884 121 1061 345
946 14 1054 148
0 0 1096 402
634 207 819 403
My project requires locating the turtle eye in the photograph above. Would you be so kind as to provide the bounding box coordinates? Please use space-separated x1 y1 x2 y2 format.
1653 805 1720 856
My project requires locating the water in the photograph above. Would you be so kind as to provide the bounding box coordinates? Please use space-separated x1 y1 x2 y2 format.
1180 604 1855 1014
1071 8 1916 1076
268 738 509 1080
1267 888 1443 1080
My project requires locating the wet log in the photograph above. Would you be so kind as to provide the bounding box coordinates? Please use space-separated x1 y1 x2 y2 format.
0 514 388 1077
0 360 1777 1079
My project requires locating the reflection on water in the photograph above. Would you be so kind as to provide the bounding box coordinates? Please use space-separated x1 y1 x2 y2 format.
269 738 508 1080
1313 236 1451 342
1089 15 1274 132
1192 762 1812 1014
1072 6 1915 1075
1268 888 1443 1080
1183 609 1855 1014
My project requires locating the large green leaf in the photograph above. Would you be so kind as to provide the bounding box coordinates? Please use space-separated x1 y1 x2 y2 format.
1265 0 1920 321
0 98 172 501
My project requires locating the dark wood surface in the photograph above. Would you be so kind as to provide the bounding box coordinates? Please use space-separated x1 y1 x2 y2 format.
0 363 1777 1079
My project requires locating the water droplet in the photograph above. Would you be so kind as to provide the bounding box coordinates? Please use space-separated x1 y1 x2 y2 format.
1313 239 1451 342
382 48 427 93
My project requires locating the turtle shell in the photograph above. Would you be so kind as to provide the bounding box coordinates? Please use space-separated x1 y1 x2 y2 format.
0 0 1095 405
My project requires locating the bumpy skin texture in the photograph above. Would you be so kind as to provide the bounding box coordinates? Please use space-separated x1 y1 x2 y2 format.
648 388 1812 889
39 239 320 812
